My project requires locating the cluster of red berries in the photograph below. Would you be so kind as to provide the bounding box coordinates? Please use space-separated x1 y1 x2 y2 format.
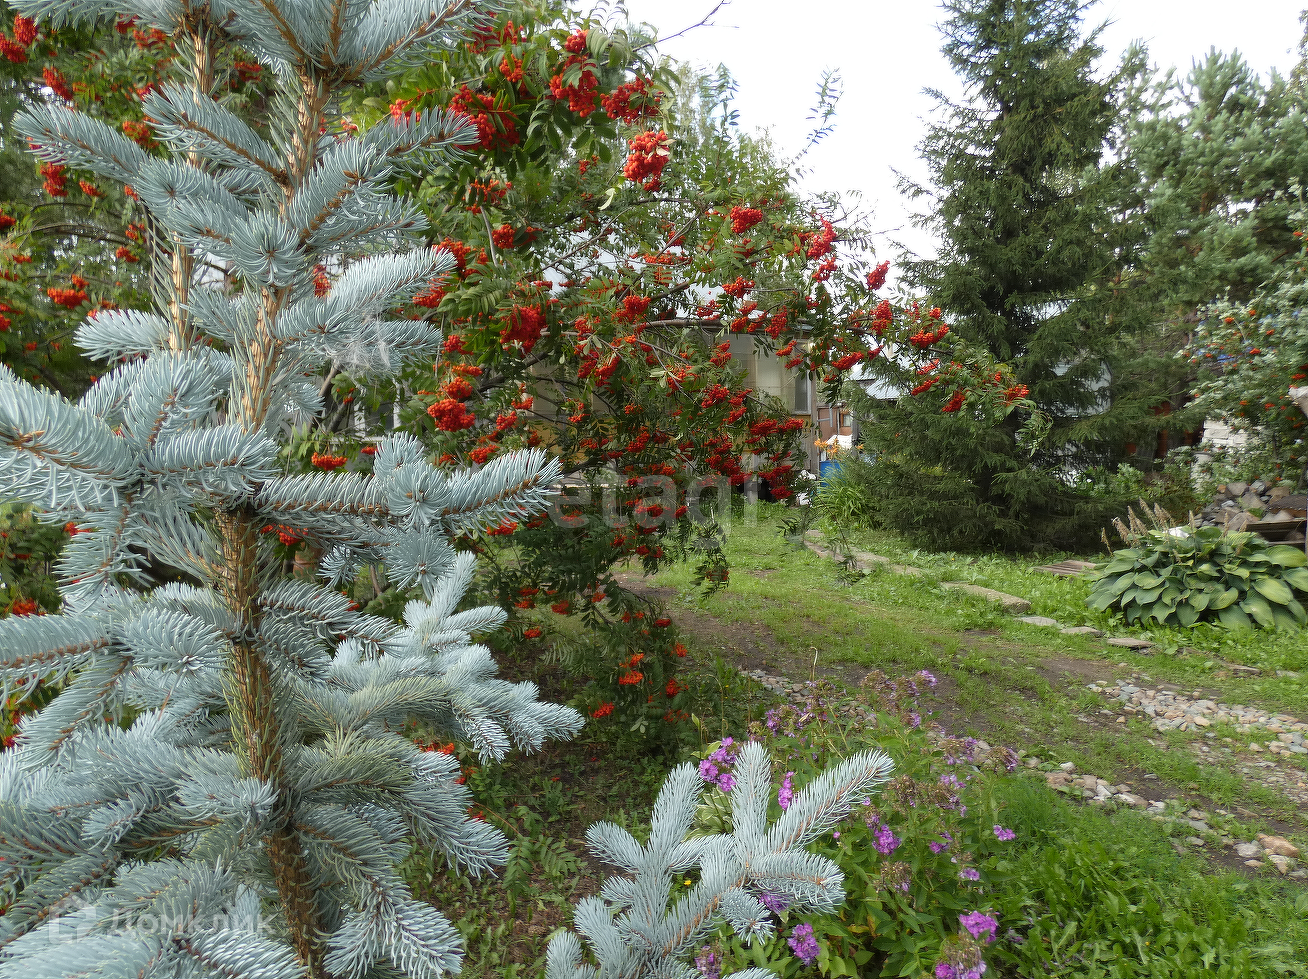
549 36 600 117
39 162 66 198
623 130 669 190
310 452 349 471
42 66 74 101
908 324 950 349
121 119 156 149
602 77 660 123
47 276 89 309
427 399 477 431
1 15 35 62
728 206 763 234
449 86 520 151
499 304 546 352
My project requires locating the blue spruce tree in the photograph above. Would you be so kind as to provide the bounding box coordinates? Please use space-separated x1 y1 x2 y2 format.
0 0 894 976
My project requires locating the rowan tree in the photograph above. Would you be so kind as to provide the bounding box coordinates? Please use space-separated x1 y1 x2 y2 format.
307 4 915 726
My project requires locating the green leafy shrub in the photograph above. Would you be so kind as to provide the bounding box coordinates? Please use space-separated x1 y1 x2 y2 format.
695 674 1024 979
814 452 880 530
1088 504 1308 630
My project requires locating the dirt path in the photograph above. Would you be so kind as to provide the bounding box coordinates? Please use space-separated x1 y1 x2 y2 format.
615 569 1308 879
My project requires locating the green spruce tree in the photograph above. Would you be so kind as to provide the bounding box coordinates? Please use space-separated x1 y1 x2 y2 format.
866 0 1151 551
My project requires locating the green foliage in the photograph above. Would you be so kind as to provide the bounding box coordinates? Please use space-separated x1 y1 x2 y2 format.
0 502 63 615
699 677 1022 979
990 832 1308 978
812 453 878 530
1088 505 1308 630
1179 195 1308 481
868 0 1156 553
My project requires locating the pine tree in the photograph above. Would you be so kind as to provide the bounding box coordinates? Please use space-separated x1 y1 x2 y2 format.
874 0 1150 551
1129 50 1308 330
0 0 897 976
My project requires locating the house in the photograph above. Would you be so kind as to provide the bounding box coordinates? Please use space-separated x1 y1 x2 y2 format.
726 336 853 473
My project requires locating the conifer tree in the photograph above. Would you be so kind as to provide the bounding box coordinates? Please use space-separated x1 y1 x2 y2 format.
0 0 586 973
0 0 896 976
869 0 1150 551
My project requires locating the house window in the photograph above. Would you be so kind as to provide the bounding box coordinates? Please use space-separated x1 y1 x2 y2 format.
793 371 810 413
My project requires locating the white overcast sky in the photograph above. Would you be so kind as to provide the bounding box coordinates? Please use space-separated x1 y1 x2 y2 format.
615 0 1304 266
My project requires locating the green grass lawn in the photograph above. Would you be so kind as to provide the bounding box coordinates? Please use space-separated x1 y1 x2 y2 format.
414 508 1308 979
639 508 1308 823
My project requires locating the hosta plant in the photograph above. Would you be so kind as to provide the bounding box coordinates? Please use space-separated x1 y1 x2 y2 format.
1088 504 1308 630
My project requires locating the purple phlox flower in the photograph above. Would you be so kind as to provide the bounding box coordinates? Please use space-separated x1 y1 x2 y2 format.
694 947 720 979
935 965 986 979
778 771 795 811
832 830 840 840
959 911 999 944
939 773 963 791
993 824 1015 842
909 711 922 728
787 923 820 966
918 669 938 688
959 867 980 882
699 738 740 792
873 823 901 855
929 838 950 854
759 893 791 914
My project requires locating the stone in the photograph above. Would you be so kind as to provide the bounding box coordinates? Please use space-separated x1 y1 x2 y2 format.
1235 842 1263 859
1257 835 1301 859
1105 637 1154 650
1185 836 1206 847
1061 626 1104 636
1117 793 1147 807
938 581 1032 613
1267 854 1292 874
1244 860 1265 868
1238 491 1264 511
1224 511 1257 532
1058 761 1075 772
1017 615 1060 627
1044 773 1070 789
1094 782 1114 801
1226 482 1249 496
1187 819 1210 832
